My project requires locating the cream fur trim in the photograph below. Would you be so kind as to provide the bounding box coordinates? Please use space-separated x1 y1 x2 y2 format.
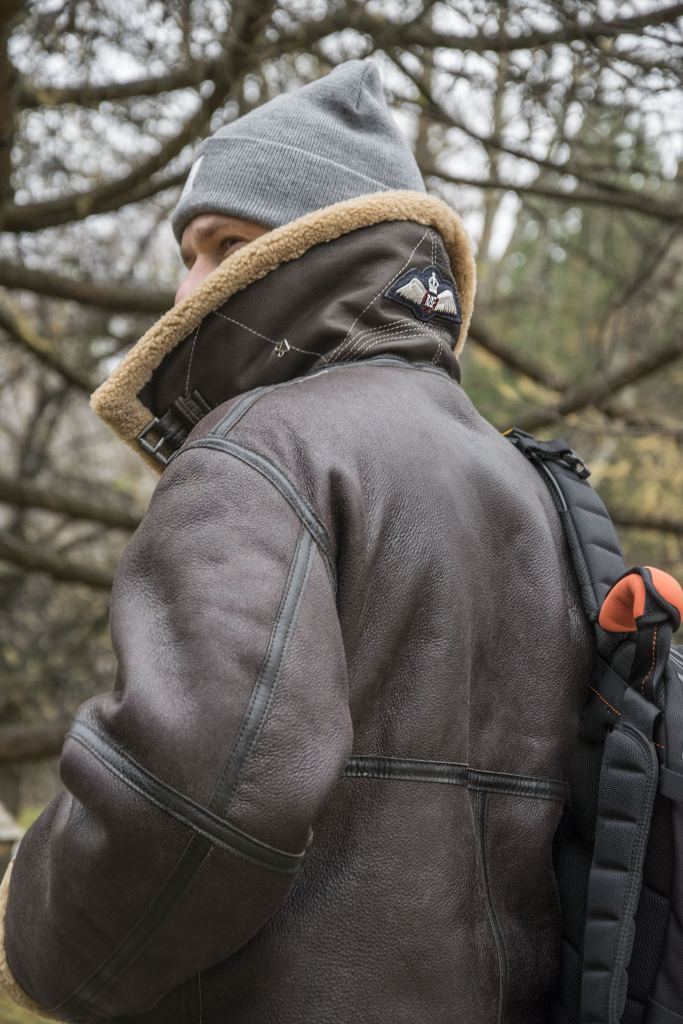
90 189 477 475
0 859 61 1020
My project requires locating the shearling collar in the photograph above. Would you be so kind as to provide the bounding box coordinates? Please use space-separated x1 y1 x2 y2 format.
89 189 476 475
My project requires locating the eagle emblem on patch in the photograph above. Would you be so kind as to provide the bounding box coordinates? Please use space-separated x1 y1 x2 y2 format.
386 265 462 324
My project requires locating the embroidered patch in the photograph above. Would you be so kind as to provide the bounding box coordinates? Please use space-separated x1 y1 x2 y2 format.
386 265 462 324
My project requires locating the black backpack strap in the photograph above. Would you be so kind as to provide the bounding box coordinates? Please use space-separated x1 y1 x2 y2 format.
503 427 672 1024
503 428 627 622
580 685 661 1023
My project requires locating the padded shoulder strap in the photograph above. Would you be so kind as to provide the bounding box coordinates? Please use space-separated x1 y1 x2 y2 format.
503 428 627 621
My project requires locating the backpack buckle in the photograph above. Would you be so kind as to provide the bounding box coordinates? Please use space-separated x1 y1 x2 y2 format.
502 428 591 479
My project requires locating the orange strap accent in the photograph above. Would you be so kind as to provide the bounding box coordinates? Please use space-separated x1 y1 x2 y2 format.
599 566 683 632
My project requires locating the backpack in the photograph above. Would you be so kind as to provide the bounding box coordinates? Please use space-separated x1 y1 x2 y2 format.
503 427 683 1024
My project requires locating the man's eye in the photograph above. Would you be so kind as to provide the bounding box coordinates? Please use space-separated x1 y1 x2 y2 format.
220 237 239 254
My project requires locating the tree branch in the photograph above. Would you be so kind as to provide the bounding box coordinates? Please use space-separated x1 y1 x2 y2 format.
0 531 114 588
17 61 219 109
392 49 671 214
347 3 683 54
0 297 95 392
510 336 683 432
468 319 565 391
0 166 188 232
424 165 683 224
0 0 24 206
0 474 143 530
0 259 172 313
0 0 277 232
0 722 71 764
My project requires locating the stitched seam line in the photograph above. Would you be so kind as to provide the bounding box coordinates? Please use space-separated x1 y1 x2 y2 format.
54 834 211 1014
213 525 303 809
343 757 568 802
305 352 459 385
196 353 459 444
184 321 202 397
176 437 336 591
591 685 622 716
66 721 306 872
213 524 304 810
641 624 658 695
348 323 451 364
212 308 278 344
327 227 430 364
211 385 270 436
479 793 508 1024
53 536 314 1012
212 526 314 815
227 533 315 811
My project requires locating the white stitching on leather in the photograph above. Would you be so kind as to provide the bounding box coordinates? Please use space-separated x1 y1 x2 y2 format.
348 319 448 364
340 320 418 360
431 337 444 367
184 321 202 397
355 330 440 363
327 227 430 365
211 309 328 362
342 323 416 362
213 309 277 344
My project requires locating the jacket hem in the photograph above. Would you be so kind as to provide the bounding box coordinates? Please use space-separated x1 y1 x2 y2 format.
0 860 62 1021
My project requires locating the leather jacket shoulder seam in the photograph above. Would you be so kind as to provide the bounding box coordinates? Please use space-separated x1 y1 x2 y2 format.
175 437 336 592
180 354 458 447
212 526 316 816
66 719 307 874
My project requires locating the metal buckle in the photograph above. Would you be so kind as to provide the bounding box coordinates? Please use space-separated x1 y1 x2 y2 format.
136 417 172 467
503 427 591 479
135 390 213 468
560 450 590 479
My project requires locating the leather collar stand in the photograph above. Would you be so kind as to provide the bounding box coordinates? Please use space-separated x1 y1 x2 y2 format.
89 189 476 474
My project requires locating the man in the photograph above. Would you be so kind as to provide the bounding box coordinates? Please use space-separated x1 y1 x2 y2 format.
0 59 593 1023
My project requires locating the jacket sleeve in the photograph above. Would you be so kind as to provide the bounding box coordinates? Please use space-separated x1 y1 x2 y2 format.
0 442 353 1022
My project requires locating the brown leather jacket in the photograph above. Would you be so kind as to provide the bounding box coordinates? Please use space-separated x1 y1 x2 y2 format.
0 190 593 1023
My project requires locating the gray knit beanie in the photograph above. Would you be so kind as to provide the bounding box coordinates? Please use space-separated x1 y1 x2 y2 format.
171 59 426 243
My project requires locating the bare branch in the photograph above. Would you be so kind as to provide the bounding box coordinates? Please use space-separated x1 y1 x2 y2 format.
0 0 24 205
0 296 95 392
0 722 70 764
17 61 218 109
0 166 188 232
511 336 683 431
347 3 683 54
424 164 683 224
393 51 670 209
0 0 277 232
0 474 143 530
0 259 172 313
468 319 565 391
0 531 114 588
